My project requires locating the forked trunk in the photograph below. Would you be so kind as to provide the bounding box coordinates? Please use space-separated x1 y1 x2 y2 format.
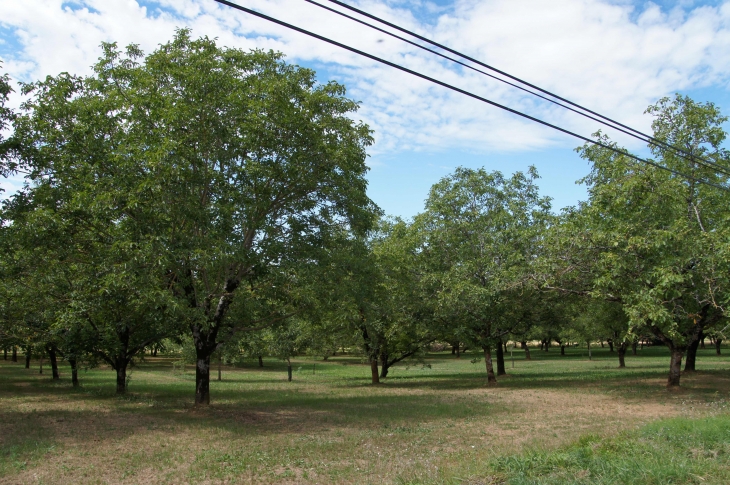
668 348 683 387
370 358 380 384
47 344 60 380
116 365 127 394
495 339 506 376
25 347 31 369
617 341 627 368
483 346 497 385
69 358 79 387
716 339 723 355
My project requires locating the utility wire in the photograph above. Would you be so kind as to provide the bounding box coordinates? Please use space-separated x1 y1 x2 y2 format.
322 0 730 177
210 0 730 192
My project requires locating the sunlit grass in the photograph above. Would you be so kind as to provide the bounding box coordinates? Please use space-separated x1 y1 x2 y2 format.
0 344 728 484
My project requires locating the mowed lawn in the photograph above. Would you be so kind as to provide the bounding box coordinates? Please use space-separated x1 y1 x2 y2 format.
1 345 729 484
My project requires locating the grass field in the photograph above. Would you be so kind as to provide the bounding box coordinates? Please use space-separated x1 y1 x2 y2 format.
1 344 729 484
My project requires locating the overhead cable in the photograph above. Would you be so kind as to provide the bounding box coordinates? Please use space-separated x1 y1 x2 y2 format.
209 0 730 192
321 0 730 177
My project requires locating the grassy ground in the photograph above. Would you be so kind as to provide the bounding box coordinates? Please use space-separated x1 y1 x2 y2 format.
0 344 728 484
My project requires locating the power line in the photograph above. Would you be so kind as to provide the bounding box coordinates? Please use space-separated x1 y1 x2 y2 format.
209 0 730 192
321 0 730 178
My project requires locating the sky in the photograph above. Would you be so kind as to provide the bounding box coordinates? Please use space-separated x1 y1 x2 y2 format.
2 0 730 218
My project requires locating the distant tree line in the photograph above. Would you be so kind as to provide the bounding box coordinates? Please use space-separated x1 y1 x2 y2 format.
0 31 728 405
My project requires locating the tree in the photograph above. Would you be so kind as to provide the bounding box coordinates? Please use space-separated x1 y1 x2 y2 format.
113 31 376 404
559 95 730 386
418 167 552 384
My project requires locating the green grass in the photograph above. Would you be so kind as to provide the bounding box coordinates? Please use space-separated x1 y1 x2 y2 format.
0 344 728 484
494 414 730 484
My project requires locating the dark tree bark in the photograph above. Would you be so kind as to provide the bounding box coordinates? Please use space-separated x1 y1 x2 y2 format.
379 350 389 378
3 348 6 360
39 352 43 374
617 341 627 368
483 346 497 384
684 330 703 372
192 323 219 405
152 348 157 357
195 354 211 403
456 345 460 358
560 344 565 355
25 346 31 369
600 341 604 348
668 347 683 387
258 355 264 367
287 360 292 382
69 358 79 387
496 339 506 376
521 341 531 360
716 338 723 355
632 341 637 355
217 353 222 381
116 365 127 394
451 344 456 355
607 339 614 352
11 346 17 362
700 337 705 349
370 358 380 384
47 344 60 380
503 341 508 353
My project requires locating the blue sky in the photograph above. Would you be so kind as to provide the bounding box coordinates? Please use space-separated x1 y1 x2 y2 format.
2 0 730 217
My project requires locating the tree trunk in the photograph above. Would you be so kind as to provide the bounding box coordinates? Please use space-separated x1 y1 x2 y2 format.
685 334 701 372
560 344 565 355
379 350 389 379
217 353 222 381
3 348 6 360
11 346 17 362
116 364 128 394
152 348 157 357
69 358 79 387
716 338 723 355
503 341 508 353
632 341 637 355
617 341 627 368
483 346 497 384
25 347 31 369
258 355 264 367
370 358 380 384
496 339 506 376
195 354 211 404
700 337 705 349
608 339 614 352
521 341 531 360
587 341 592 360
668 347 683 387
39 353 43 374
451 344 456 355
287 362 292 382
47 344 60 380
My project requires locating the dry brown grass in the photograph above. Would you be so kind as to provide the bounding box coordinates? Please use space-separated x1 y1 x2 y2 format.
1 348 729 484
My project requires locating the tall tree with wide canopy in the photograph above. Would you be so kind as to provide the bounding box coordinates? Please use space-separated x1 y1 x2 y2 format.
11 30 377 403
418 167 552 384
560 95 730 386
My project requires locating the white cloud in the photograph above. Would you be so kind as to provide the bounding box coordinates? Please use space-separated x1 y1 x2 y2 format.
1 0 730 156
